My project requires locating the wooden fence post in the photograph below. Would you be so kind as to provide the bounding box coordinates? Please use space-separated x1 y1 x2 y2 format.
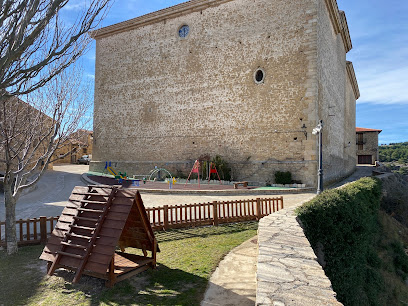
213 201 219 226
280 196 284 210
40 216 47 244
256 198 261 220
163 205 169 230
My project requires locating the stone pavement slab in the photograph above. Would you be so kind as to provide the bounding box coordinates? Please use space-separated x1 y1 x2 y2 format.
201 237 258 306
201 193 315 306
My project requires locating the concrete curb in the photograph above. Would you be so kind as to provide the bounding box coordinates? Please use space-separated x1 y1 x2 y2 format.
81 173 315 195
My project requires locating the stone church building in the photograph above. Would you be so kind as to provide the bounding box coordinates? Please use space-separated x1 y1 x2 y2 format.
90 0 360 187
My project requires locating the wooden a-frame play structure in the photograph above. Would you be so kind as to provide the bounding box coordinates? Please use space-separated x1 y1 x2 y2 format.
40 185 159 287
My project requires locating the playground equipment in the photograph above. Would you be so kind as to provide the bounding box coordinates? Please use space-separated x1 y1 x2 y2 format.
185 160 201 187
148 167 172 181
167 177 177 189
40 185 159 287
105 162 127 179
207 162 222 184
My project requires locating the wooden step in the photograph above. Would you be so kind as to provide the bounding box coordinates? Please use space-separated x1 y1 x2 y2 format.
56 251 84 259
72 192 110 196
74 216 99 222
55 227 68 232
77 208 104 213
79 200 108 204
61 212 76 217
70 225 96 231
61 242 87 250
66 233 92 240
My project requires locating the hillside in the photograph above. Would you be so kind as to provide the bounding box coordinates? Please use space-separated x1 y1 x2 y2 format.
379 142 408 175
379 142 408 163
296 177 408 305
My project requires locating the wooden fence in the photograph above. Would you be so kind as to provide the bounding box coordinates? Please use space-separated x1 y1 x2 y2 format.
146 197 283 230
0 196 283 247
0 216 59 247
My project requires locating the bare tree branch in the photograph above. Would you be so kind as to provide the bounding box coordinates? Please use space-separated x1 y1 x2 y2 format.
0 0 110 97
0 0 108 256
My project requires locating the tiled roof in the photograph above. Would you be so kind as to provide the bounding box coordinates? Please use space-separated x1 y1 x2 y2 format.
356 127 382 133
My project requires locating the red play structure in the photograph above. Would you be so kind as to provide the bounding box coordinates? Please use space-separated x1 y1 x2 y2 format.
185 160 222 187
208 162 222 184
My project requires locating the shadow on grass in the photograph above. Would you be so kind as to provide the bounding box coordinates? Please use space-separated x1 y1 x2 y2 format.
0 245 45 305
155 221 258 243
15 263 253 306
0 222 258 305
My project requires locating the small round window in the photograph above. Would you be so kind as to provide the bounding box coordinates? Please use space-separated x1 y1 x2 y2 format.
254 68 265 84
178 25 190 38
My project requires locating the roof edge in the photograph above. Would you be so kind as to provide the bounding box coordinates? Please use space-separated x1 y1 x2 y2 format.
356 127 382 133
346 61 360 100
324 0 341 34
324 0 352 53
91 0 234 39
339 11 352 52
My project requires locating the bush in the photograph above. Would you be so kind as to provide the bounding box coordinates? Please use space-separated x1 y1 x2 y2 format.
296 177 383 305
211 155 231 181
274 171 292 184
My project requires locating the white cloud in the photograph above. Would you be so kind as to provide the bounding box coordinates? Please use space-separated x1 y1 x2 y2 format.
63 0 87 11
357 66 408 104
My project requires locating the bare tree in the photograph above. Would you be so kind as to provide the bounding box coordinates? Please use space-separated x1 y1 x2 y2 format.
0 0 109 254
1 63 92 254
0 0 109 99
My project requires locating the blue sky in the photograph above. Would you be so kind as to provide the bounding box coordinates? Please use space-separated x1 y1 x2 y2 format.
71 0 407 144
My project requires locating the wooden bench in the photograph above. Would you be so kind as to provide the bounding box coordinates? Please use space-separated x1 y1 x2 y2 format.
233 181 248 189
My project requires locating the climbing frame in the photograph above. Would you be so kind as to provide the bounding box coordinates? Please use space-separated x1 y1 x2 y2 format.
40 185 159 287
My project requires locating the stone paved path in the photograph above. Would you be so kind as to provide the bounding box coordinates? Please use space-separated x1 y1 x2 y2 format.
256 206 341 305
201 165 375 306
201 237 259 306
200 193 315 306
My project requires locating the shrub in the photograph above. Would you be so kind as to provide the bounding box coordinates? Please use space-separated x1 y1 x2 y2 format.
274 171 292 184
211 155 231 181
296 177 383 305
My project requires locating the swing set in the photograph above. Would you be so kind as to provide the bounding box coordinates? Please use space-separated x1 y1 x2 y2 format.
185 160 222 187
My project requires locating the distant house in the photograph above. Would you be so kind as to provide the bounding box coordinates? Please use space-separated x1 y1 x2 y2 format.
356 127 382 164
54 130 93 164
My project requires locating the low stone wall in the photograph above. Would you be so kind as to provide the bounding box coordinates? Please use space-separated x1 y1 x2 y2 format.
256 205 342 305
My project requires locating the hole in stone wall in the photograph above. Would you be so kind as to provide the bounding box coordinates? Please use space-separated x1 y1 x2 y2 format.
254 68 265 84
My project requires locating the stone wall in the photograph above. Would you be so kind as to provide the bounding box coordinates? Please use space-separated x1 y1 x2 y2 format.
256 205 342 305
344 72 357 170
91 0 357 187
316 0 356 184
92 0 320 185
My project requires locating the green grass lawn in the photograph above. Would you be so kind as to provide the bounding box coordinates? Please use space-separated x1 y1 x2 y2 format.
0 222 257 306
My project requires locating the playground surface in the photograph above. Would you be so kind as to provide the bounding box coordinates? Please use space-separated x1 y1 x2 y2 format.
85 174 313 194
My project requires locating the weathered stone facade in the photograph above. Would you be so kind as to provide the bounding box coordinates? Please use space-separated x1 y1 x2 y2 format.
91 0 359 187
356 127 382 165
0 96 53 174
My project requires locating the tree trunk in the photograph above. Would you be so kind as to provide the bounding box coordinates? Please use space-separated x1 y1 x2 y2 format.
4 180 18 255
